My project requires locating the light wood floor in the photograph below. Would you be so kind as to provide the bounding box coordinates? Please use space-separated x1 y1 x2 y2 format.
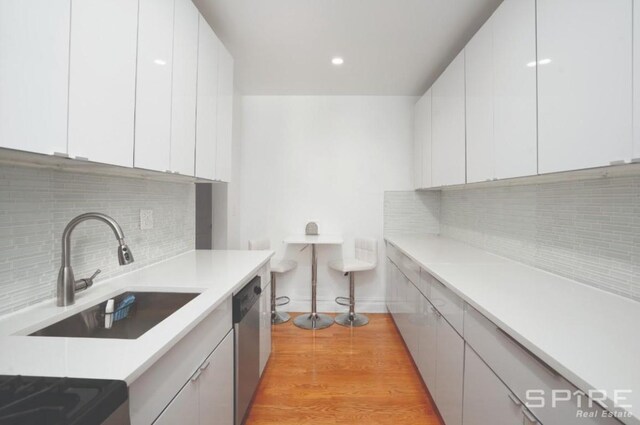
245 313 443 425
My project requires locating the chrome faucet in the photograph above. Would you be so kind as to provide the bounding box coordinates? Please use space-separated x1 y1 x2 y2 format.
57 213 134 306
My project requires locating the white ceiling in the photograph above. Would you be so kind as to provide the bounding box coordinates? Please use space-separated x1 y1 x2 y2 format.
193 0 503 95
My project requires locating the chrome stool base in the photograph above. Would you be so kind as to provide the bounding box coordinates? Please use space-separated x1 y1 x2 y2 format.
272 311 290 325
294 313 334 330
335 312 369 327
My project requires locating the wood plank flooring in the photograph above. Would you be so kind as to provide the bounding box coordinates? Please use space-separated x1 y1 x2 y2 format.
245 313 443 425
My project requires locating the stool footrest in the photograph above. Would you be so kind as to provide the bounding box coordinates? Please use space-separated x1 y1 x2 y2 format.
275 295 290 307
335 296 352 307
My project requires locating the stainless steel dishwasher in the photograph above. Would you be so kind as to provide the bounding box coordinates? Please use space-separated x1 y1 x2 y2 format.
233 275 262 425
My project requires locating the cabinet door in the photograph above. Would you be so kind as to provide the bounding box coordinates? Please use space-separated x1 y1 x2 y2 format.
195 16 220 180
421 89 433 188
434 313 464 425
417 297 438 389
492 0 537 179
463 345 523 425
68 0 138 167
413 91 433 189
259 281 272 376
215 44 234 182
413 95 425 189
432 51 466 187
153 379 199 425
405 281 420 362
537 0 632 173
465 17 494 183
170 0 199 176
634 0 640 161
0 0 70 156
134 0 174 172
199 331 234 425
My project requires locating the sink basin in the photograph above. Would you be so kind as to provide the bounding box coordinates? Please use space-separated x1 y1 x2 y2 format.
30 291 200 340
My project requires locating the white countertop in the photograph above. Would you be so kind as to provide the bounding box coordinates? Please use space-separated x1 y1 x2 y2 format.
0 249 273 384
284 234 343 245
385 234 640 424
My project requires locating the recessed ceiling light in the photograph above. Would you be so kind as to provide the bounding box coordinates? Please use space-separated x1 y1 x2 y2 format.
154 59 167 66
331 57 344 66
538 58 552 65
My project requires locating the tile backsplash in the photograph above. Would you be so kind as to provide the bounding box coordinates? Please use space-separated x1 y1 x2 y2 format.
385 175 640 301
440 176 640 301
0 164 195 316
383 191 441 237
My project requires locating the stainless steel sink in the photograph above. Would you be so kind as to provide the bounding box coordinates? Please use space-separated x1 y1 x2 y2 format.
30 291 200 339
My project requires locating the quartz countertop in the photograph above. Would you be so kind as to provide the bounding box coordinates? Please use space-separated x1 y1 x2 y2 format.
385 234 640 425
0 249 273 384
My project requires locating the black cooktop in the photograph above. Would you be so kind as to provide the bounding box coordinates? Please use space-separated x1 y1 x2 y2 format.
0 375 128 425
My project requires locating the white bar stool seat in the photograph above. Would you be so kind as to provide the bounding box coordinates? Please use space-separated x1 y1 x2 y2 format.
248 238 297 325
329 238 377 327
271 259 297 274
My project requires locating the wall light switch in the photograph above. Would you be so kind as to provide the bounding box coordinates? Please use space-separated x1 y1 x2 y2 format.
140 209 154 230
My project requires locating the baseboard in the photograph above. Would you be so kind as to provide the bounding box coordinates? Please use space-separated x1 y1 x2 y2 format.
282 299 387 314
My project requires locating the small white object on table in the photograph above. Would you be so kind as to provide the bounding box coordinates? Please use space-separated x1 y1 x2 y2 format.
284 234 343 330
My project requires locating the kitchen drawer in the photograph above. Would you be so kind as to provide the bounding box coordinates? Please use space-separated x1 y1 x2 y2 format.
386 242 401 266
415 268 431 298
429 275 464 335
386 243 421 285
130 297 232 425
464 305 622 425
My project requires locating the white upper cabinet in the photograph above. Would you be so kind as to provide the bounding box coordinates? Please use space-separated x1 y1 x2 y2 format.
134 0 175 172
68 0 138 167
0 0 70 156
195 16 220 181
465 17 494 183
216 43 234 182
413 90 433 189
413 95 425 189
170 0 199 176
465 0 537 183
421 89 433 189
492 0 537 179
537 0 633 174
634 0 640 161
432 51 466 187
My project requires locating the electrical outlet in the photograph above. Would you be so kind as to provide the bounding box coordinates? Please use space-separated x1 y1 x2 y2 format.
140 209 154 230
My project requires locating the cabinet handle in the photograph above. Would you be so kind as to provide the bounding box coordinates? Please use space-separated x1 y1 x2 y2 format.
507 392 521 406
609 160 626 166
496 327 559 377
200 360 211 371
53 152 69 158
522 408 539 424
190 368 203 382
75 156 89 161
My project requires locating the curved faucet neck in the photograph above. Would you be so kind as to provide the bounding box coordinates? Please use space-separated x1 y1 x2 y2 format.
61 213 126 268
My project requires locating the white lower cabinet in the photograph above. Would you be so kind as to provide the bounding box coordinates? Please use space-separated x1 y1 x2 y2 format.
198 331 235 424
417 296 437 388
153 374 199 425
463 345 526 425
387 259 464 425
154 331 234 425
259 280 272 375
434 311 464 425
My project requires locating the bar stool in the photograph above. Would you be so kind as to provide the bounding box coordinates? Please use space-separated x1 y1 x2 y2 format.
248 238 297 325
329 238 377 327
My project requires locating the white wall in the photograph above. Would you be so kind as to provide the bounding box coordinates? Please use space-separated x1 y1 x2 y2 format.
239 96 415 312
